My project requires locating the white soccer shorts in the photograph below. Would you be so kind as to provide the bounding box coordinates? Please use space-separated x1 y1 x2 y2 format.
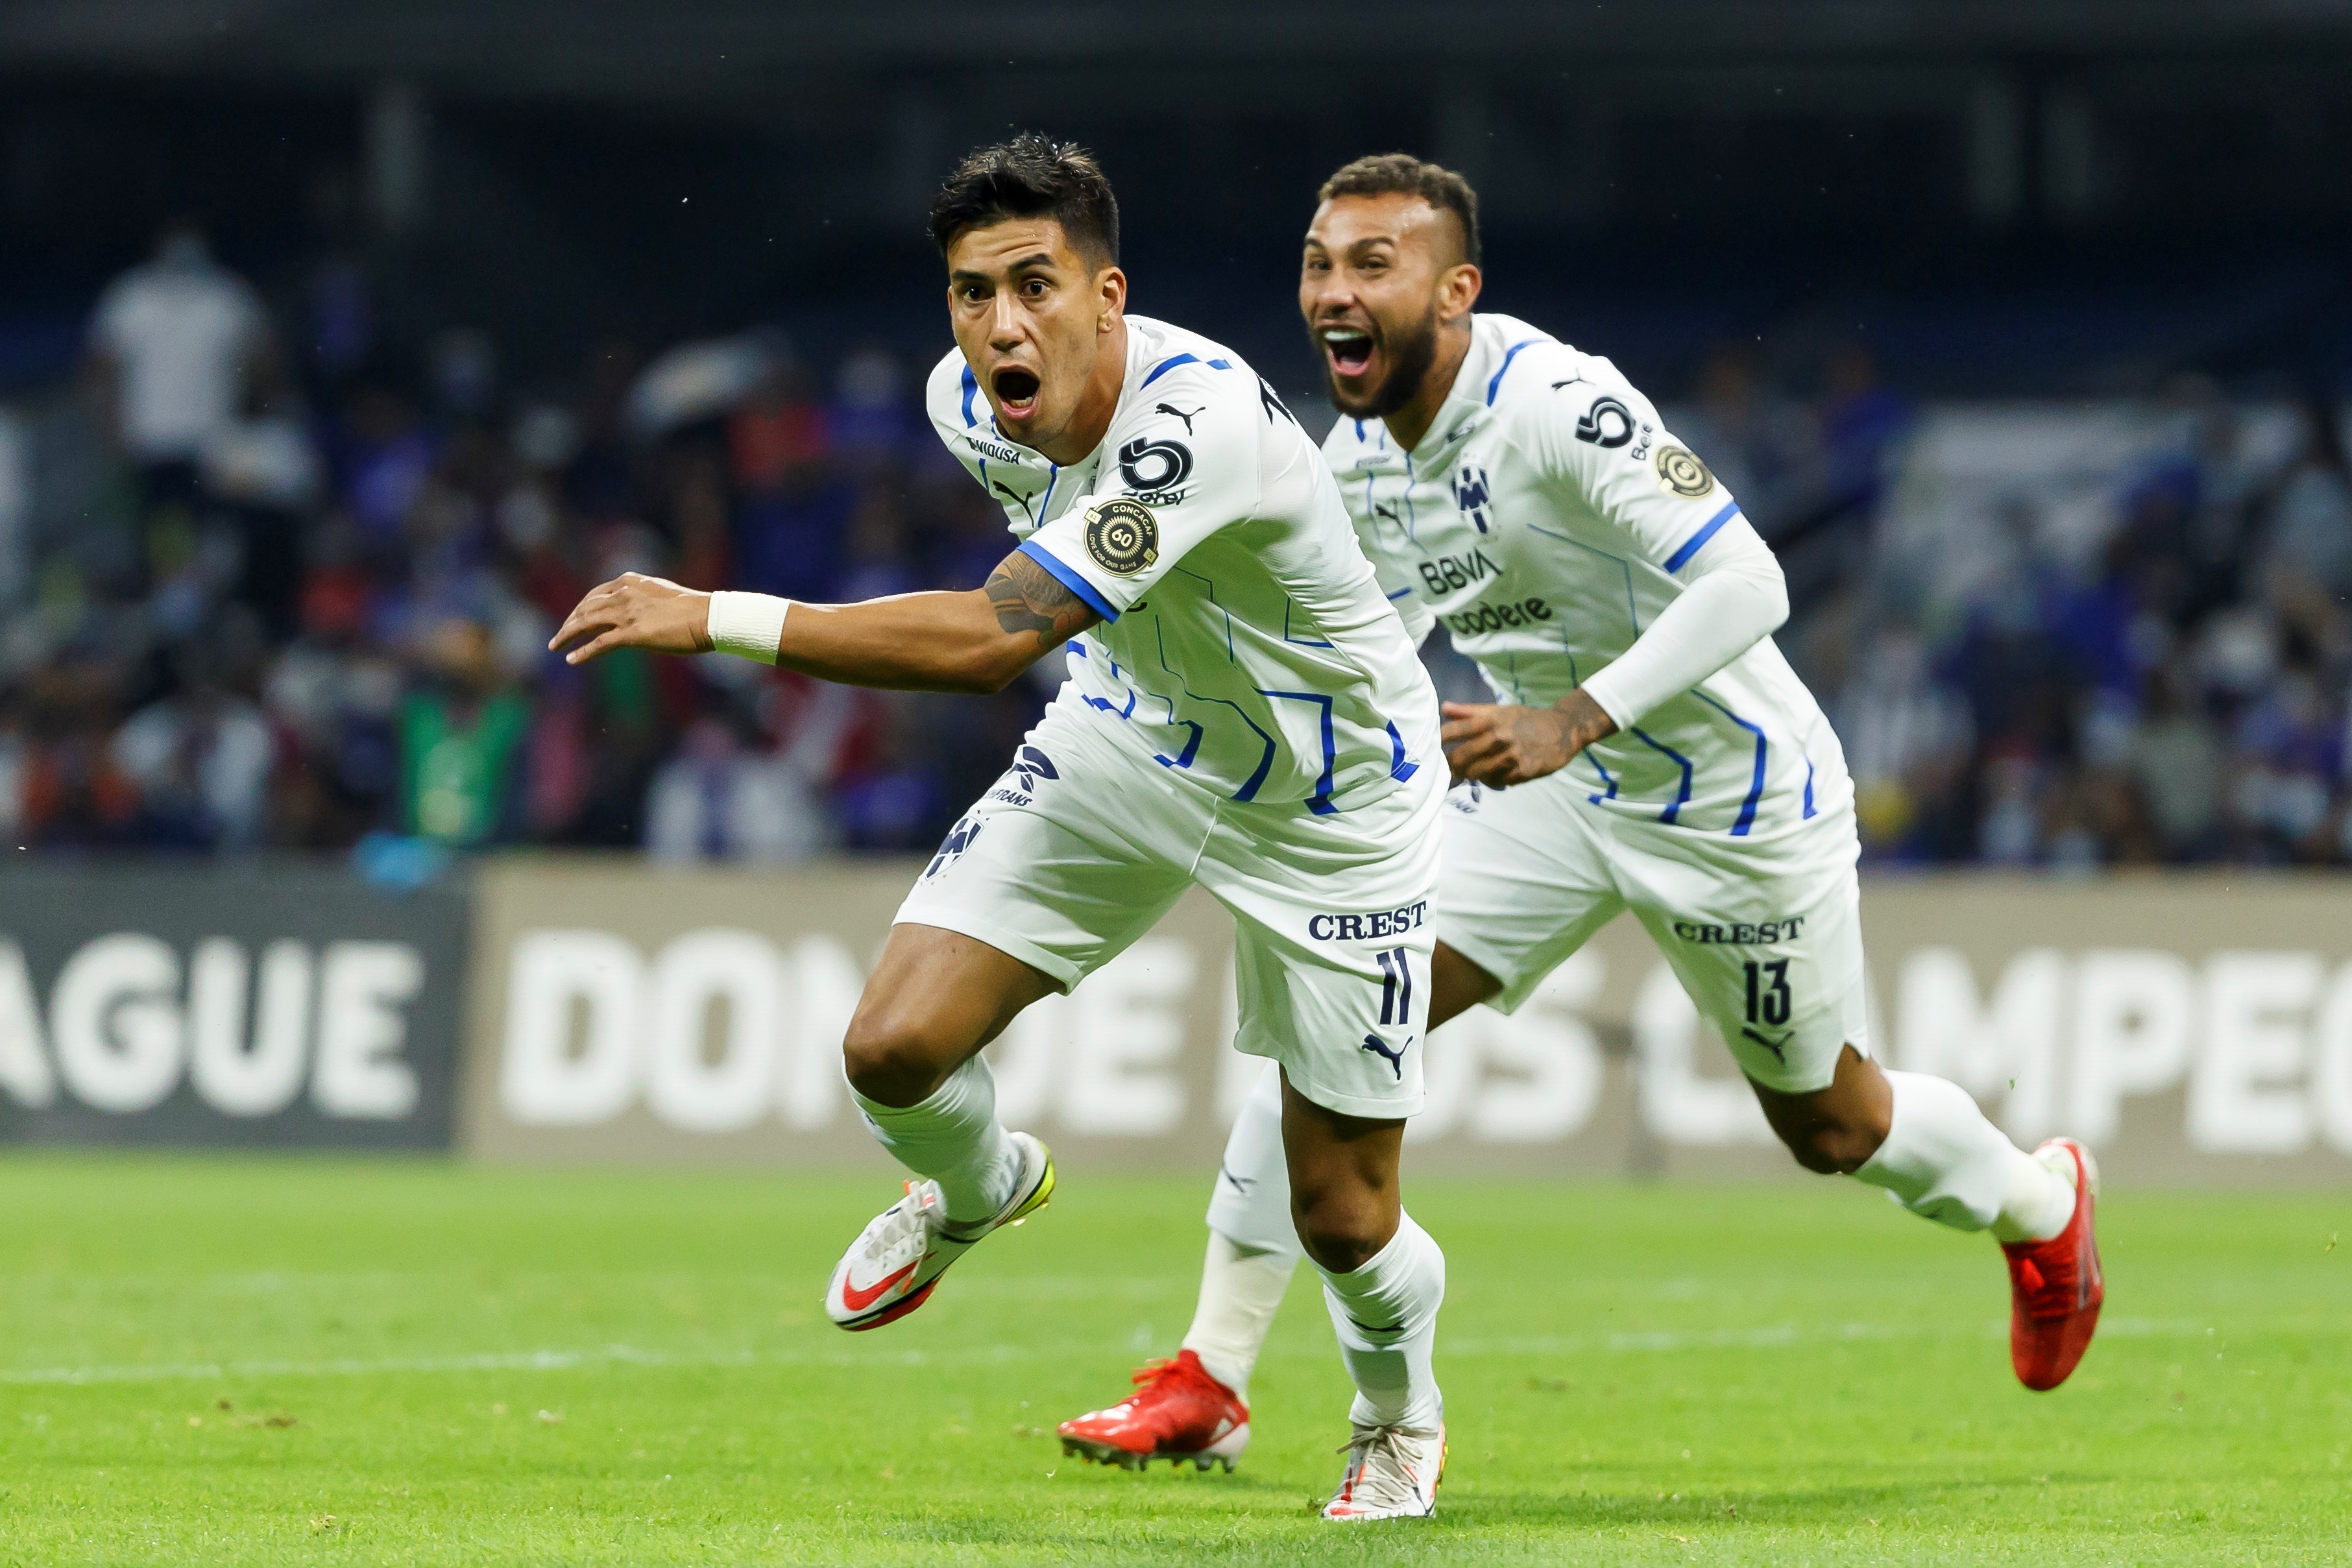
1437 773 1869 1094
895 703 1444 1120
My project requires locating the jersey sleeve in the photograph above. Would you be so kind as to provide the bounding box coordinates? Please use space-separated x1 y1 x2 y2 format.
1510 357 1751 579
1016 368 1261 621
923 350 988 489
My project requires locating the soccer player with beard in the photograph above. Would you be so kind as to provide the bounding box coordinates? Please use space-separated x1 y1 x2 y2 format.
552 135 1453 1520
1054 154 2105 1475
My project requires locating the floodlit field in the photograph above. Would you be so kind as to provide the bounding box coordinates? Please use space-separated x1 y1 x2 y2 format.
0 1155 2343 1565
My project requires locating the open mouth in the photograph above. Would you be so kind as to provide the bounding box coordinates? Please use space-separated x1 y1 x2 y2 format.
991 367 1042 421
1319 324 1376 379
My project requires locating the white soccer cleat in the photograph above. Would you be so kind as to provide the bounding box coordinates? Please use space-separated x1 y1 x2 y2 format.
1321 1422 1446 1520
823 1131 1055 1332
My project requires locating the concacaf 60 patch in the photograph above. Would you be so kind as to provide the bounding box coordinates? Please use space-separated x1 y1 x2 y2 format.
1084 497 1159 575
1653 445 1716 499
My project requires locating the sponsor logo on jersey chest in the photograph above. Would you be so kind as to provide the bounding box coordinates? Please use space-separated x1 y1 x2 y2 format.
1444 596 1554 634
964 433 1026 464
1418 547 1503 596
1084 498 1159 575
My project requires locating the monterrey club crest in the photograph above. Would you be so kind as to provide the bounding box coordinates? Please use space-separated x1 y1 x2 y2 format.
1084 497 1159 575
1654 445 1716 499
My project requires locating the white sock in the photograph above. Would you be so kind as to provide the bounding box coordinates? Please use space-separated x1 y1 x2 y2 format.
1181 1231 1297 1400
1315 1211 1444 1431
1203 1063 1304 1257
851 1055 1019 1225
1996 1142 2082 1243
1853 1069 2074 1240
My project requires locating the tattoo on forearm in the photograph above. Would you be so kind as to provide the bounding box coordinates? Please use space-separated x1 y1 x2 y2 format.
985 551 1096 649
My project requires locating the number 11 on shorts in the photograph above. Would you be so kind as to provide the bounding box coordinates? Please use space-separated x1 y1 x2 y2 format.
1376 947 1414 1026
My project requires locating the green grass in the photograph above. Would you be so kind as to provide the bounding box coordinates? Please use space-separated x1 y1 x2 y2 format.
0 1156 2345 1565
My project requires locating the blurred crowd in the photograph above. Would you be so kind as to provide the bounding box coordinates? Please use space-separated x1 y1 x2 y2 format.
1767 384 2352 869
0 226 1046 870
0 228 2347 871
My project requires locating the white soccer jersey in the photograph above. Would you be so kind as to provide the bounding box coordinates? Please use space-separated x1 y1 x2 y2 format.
928 315 1437 815
1322 313 1853 841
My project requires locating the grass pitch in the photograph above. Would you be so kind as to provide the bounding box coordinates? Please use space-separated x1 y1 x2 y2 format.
0 1155 2344 1565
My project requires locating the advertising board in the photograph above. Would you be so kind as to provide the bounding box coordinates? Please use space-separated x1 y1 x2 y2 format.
0 865 467 1148
463 861 2352 1183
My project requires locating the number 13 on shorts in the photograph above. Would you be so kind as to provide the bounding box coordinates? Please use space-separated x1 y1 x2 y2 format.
1743 958 1791 1028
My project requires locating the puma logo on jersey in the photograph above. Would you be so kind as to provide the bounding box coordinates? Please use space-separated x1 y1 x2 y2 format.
1740 1024 1793 1063
991 479 1036 524
1360 1033 1411 1080
1258 376 1297 426
1417 548 1503 596
1451 466 1494 533
1154 402 1203 435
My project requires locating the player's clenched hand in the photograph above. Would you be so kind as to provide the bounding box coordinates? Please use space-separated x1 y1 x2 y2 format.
548 572 712 665
1440 690 1618 788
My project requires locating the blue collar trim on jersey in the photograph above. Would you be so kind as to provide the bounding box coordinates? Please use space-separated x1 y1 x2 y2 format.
960 365 980 427
1140 352 1233 389
1485 339 1540 405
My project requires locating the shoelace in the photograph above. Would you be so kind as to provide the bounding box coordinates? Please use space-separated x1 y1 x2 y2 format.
1129 1358 1183 1392
1117 1357 1222 1412
1331 1427 1425 1508
858 1185 940 1267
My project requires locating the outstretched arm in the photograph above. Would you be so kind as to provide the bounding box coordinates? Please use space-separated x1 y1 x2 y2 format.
548 548 1101 695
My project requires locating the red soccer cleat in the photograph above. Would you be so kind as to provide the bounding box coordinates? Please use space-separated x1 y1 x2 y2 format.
2001 1137 2103 1391
1058 1350 1251 1471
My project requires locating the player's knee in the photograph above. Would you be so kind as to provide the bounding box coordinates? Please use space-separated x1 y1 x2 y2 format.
840 1012 954 1107
1290 1189 1390 1275
1779 1105 1891 1176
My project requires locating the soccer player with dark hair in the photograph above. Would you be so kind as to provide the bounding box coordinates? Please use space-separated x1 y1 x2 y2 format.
552 134 1453 1519
1054 152 2105 1481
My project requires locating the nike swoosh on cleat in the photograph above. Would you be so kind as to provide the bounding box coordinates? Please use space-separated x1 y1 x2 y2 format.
839 1260 917 1312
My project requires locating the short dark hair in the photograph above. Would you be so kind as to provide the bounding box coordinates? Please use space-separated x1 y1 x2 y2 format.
929 133 1120 266
1316 153 1482 267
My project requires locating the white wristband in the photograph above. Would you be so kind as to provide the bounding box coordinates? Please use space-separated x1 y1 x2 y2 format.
705 591 790 664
